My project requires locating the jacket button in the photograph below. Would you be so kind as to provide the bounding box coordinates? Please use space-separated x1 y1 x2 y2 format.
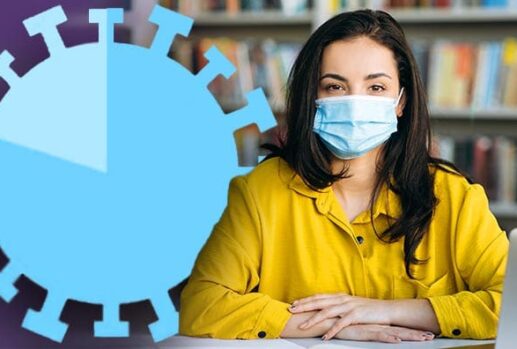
356 236 364 244
452 329 461 336
258 331 266 338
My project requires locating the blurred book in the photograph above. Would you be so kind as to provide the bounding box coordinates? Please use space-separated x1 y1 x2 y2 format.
323 0 517 10
160 0 311 16
419 38 517 110
170 37 302 112
427 41 476 109
435 134 517 203
169 37 298 166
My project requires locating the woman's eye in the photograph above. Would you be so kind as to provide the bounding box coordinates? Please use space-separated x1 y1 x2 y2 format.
370 85 385 92
326 84 343 92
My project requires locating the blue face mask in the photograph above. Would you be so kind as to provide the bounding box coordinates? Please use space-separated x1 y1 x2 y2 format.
313 88 404 160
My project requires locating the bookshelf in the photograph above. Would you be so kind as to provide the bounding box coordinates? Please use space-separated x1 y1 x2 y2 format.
430 108 517 120
192 10 314 26
381 8 517 23
159 0 517 231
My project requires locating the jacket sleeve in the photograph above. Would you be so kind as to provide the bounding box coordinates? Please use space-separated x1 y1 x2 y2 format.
178 175 292 339
426 184 509 339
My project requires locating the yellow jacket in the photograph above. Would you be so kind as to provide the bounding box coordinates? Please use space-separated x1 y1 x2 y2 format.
179 157 508 340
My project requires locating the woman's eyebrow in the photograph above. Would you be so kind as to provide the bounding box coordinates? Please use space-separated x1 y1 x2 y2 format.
319 72 392 81
319 73 347 82
365 72 392 80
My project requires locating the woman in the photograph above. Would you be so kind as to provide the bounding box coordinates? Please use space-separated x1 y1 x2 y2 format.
178 9 508 343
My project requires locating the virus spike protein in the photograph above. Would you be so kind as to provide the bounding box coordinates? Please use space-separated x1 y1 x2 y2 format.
22 290 68 343
89 8 124 46
94 302 129 338
149 5 193 56
23 6 67 56
148 292 178 342
0 261 21 302
225 88 277 133
0 51 20 88
196 45 236 86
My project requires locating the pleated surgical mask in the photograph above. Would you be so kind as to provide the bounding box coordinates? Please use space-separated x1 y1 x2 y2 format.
313 88 404 160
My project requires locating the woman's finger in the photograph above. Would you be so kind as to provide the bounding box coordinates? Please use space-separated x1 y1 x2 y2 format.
337 325 433 343
290 295 349 313
375 331 403 343
322 317 353 340
292 292 348 307
299 305 351 329
338 325 399 343
386 326 435 342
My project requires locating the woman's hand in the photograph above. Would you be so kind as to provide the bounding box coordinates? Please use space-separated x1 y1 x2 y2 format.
289 292 440 340
290 293 393 337
335 324 435 343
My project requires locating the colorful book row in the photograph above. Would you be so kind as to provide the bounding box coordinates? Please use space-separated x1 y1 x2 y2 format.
415 38 517 110
434 135 517 204
160 0 310 16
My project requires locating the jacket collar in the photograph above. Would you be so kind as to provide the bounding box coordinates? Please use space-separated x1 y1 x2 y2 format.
288 172 402 223
288 173 330 199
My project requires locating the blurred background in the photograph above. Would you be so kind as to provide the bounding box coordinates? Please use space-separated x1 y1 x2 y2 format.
160 0 517 232
0 0 516 348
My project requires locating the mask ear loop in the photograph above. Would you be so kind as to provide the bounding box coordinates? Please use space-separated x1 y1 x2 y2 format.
395 87 404 106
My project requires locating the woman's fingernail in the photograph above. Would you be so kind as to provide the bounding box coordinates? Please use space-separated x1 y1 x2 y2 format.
292 300 299 305
322 335 327 340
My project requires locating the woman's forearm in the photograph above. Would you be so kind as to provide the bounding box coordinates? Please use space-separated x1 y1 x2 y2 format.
281 311 338 338
388 299 440 334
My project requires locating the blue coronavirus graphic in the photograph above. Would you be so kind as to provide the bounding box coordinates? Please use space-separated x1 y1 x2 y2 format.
0 4 276 343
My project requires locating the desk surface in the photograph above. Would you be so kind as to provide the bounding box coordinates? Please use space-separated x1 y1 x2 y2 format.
161 335 495 349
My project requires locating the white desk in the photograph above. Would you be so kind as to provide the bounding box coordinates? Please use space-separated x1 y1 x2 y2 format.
160 335 495 349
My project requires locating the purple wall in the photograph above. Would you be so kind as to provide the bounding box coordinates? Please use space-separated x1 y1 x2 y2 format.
0 0 131 101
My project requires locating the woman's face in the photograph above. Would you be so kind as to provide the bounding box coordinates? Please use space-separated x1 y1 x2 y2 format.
318 36 405 116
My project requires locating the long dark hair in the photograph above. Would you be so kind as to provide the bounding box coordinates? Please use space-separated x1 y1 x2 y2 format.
262 9 472 278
